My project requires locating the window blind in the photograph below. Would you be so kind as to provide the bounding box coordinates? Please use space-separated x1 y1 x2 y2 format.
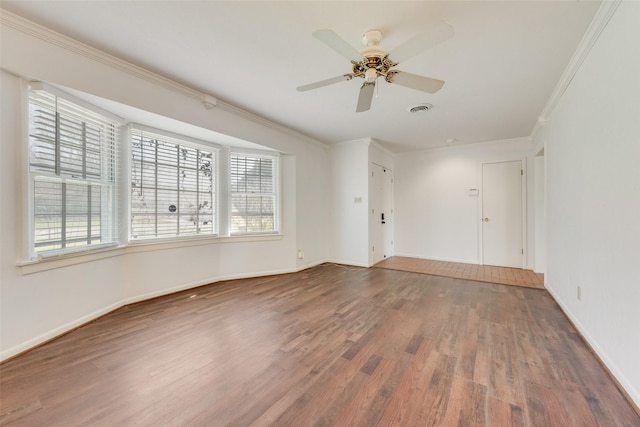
28 88 119 254
230 153 278 234
130 128 217 240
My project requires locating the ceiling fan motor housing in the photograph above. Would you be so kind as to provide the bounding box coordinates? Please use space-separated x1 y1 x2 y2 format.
357 30 399 82
362 29 383 46
360 29 388 62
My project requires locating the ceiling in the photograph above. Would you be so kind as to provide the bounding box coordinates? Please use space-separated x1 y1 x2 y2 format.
2 1 601 152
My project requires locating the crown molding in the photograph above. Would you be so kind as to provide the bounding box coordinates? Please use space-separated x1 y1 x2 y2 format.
216 100 329 151
0 9 328 150
370 139 396 159
331 137 372 149
395 136 534 157
531 0 621 137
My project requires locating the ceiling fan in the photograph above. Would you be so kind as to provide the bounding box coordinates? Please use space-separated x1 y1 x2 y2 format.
296 22 454 112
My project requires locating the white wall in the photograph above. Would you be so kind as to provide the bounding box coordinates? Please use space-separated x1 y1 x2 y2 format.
394 138 536 266
0 16 329 361
535 1 640 407
328 139 370 266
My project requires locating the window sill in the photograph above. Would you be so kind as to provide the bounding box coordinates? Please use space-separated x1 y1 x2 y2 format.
18 234 283 275
126 233 283 253
18 244 128 275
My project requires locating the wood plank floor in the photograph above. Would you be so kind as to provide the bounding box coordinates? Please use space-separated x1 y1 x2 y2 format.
376 256 545 289
1 264 637 426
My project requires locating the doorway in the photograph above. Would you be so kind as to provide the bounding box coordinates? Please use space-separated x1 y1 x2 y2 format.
370 163 393 265
481 160 523 268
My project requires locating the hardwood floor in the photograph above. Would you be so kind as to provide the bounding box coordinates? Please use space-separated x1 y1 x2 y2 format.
1 264 637 426
376 256 545 289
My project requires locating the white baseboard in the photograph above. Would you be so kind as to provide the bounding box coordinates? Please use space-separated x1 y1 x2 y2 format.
295 259 326 271
122 266 301 306
2 262 330 363
546 282 640 410
392 252 480 265
325 258 370 268
0 300 122 362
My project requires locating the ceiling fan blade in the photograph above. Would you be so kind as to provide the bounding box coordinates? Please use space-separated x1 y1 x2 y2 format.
313 29 362 63
296 74 353 92
356 82 376 112
390 21 454 64
388 71 445 94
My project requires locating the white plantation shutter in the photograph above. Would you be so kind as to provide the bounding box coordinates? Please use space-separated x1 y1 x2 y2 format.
230 152 279 234
130 128 217 240
28 88 120 254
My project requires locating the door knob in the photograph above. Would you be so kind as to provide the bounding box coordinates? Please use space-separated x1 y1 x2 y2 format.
482 217 490 222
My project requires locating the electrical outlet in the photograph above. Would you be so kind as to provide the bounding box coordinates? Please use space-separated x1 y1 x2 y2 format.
577 286 582 301
297 250 304 259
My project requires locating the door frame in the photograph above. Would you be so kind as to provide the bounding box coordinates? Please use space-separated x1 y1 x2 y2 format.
479 157 527 268
369 162 393 266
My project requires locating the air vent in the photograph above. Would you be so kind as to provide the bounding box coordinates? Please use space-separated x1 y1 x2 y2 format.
408 103 433 113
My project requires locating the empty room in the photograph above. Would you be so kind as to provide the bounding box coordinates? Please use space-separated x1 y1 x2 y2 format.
1 1 639 425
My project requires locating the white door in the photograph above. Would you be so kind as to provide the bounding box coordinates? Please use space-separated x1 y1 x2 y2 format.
371 164 393 264
482 161 523 268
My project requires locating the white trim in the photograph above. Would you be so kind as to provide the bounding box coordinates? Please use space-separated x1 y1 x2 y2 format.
2 259 326 362
29 81 126 124
294 259 326 272
19 78 32 262
392 253 479 266
120 125 132 244
229 146 281 157
332 137 371 148
531 0 622 137
128 233 282 250
522 158 528 269
218 146 231 236
395 137 534 157
0 9 328 151
546 282 640 409
325 258 371 268
131 123 222 151
121 267 296 306
0 300 122 362
36 242 121 260
370 139 396 159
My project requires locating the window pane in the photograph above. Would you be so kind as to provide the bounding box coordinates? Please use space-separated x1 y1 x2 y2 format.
34 179 63 251
130 129 217 240
230 154 278 234
29 100 57 173
156 214 178 237
29 88 118 255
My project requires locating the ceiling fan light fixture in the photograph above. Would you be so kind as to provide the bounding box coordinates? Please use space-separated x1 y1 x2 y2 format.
408 103 433 113
365 67 378 83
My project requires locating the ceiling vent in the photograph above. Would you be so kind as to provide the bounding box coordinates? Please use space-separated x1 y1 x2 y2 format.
408 103 433 113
